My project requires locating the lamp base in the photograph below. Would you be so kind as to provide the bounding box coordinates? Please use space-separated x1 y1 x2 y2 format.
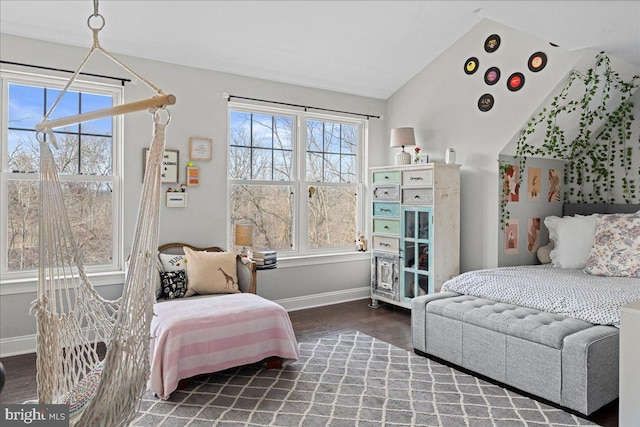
395 150 411 166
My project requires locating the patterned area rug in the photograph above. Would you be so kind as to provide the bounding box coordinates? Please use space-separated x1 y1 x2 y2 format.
133 331 597 427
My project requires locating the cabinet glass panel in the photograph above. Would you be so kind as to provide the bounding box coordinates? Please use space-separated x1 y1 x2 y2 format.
418 211 430 239
418 274 429 296
404 271 415 299
404 241 415 269
404 209 415 239
417 243 429 271
401 206 433 301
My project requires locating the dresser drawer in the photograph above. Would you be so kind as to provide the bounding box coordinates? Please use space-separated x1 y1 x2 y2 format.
373 218 400 235
402 188 434 205
372 235 400 252
402 169 434 186
373 170 401 184
372 184 400 201
373 202 400 218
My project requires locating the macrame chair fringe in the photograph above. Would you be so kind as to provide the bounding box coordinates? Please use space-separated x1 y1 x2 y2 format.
34 116 168 426
31 7 174 426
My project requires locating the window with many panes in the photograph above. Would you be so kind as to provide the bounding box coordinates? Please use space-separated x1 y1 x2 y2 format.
1 71 122 280
228 104 365 255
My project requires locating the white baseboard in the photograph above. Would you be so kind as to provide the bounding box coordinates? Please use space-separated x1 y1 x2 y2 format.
275 286 370 312
0 287 372 357
1 334 36 358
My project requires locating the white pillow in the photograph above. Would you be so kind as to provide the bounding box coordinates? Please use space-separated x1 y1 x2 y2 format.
544 214 598 269
158 253 187 272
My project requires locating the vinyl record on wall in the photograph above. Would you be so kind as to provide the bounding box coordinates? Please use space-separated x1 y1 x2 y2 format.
478 93 494 112
464 57 479 75
484 34 501 53
528 51 547 72
484 67 501 85
507 72 525 91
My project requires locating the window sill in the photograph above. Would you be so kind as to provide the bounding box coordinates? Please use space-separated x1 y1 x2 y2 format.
0 252 373 293
0 270 126 296
272 251 371 269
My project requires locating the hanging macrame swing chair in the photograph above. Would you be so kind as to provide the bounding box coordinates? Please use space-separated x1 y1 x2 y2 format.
31 3 175 426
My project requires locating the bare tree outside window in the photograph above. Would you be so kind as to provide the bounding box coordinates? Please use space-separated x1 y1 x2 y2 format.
229 108 362 253
4 82 116 272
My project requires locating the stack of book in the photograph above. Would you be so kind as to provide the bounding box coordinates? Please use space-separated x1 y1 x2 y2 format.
253 250 277 269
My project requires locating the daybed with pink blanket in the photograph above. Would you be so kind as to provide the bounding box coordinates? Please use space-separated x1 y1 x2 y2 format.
148 243 299 399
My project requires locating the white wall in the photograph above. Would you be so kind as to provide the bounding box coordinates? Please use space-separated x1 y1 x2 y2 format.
383 19 582 272
0 33 385 355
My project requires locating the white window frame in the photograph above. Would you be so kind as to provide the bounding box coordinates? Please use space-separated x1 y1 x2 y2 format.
227 102 367 259
0 70 124 288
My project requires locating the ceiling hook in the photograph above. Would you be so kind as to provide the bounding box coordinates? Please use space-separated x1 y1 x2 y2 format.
88 0 104 32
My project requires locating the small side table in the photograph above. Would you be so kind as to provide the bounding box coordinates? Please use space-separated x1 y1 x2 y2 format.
619 299 640 426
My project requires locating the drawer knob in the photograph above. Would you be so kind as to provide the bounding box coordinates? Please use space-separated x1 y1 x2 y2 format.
380 208 391 213
410 176 423 181
414 195 420 199
384 225 390 229
380 242 390 247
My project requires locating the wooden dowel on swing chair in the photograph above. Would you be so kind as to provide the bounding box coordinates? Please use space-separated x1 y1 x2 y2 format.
35 93 176 131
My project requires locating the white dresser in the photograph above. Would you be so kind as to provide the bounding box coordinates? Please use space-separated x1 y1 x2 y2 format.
369 163 460 309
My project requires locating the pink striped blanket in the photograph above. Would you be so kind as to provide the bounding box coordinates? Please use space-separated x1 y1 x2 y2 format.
148 293 299 399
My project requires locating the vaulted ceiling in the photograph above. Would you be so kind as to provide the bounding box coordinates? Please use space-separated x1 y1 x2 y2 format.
1 1 638 99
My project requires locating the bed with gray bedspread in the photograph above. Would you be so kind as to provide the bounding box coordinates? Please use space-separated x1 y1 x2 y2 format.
411 203 639 416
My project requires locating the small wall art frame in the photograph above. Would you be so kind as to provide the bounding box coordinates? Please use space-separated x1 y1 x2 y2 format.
143 148 179 183
189 137 213 161
187 166 200 186
166 192 187 208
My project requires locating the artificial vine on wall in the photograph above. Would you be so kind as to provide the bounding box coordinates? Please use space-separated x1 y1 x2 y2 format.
500 52 640 228
498 161 512 228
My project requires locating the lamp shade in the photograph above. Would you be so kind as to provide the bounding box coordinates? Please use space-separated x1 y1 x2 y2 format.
390 127 416 148
234 224 253 247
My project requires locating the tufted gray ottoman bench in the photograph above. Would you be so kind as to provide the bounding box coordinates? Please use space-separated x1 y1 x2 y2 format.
412 292 619 415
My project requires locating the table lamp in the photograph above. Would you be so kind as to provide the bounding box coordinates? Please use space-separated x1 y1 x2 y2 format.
234 223 254 258
390 127 415 166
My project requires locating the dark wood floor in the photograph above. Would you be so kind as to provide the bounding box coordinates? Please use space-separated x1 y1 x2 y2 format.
0 299 616 426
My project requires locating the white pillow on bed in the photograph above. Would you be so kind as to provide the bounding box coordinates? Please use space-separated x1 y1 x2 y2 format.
544 214 598 269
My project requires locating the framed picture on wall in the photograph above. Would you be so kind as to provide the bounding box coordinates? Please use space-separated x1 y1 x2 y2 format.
187 166 200 186
189 137 212 161
166 192 187 208
528 167 541 201
143 148 179 183
548 169 562 202
504 219 519 255
527 218 541 253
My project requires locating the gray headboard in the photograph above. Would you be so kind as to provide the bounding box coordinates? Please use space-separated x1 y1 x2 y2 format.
563 203 640 216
